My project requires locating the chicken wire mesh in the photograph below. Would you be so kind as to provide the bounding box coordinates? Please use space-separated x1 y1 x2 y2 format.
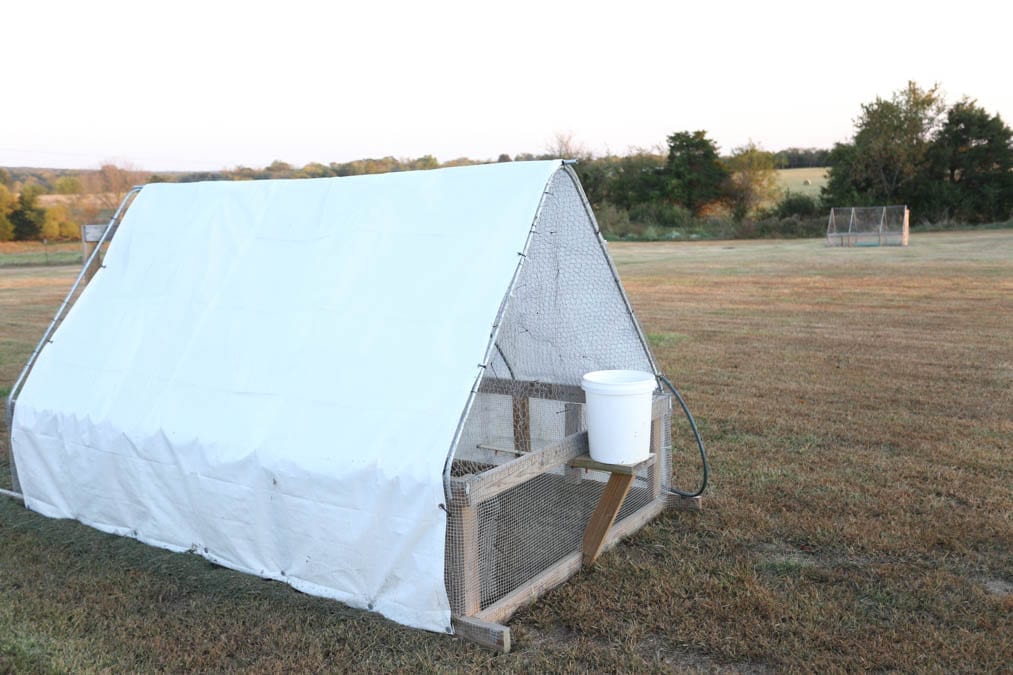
826 205 909 246
443 167 671 617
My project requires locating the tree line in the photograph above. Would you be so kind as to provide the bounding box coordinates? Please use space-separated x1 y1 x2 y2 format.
572 82 1010 238
2 80 1009 243
822 82 1012 223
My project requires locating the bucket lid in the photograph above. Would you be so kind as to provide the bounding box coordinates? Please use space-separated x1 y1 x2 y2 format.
581 369 657 396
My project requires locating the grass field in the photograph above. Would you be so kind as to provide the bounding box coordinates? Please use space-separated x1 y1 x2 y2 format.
775 167 827 198
0 241 83 268
1 232 1010 671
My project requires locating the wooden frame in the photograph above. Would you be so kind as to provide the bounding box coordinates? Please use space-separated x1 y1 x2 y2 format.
448 380 695 652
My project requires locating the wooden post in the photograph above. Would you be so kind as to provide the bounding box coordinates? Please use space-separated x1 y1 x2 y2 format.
512 396 530 454
902 206 910 246
650 417 663 499
453 502 482 616
564 403 582 484
452 615 511 653
581 472 635 565
83 240 101 283
80 223 109 284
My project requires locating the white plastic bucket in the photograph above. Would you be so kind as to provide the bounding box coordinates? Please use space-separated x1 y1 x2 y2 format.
581 370 657 465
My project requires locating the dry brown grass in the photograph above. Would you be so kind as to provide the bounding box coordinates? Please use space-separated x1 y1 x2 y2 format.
1 232 1011 671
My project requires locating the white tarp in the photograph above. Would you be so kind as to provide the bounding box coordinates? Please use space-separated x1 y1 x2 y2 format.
11 160 563 632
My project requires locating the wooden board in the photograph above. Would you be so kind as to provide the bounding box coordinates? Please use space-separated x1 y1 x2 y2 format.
564 403 583 484
459 432 588 506
581 473 635 565
476 551 582 625
454 503 482 615
567 453 654 476
476 494 669 625
452 615 511 653
478 377 584 403
512 395 531 454
650 417 663 499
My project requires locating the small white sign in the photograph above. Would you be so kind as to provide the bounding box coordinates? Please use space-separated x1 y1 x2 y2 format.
82 224 105 242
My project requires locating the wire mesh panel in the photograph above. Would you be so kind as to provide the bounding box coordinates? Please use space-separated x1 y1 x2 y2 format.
826 205 909 246
488 169 655 384
444 167 669 619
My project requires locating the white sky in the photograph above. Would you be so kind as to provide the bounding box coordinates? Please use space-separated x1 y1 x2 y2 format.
3 0 1010 171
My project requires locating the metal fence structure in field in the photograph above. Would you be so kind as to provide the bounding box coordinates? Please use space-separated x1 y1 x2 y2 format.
827 206 909 246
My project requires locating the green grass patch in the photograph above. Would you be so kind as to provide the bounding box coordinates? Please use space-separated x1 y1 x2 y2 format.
647 331 690 348
0 243 83 267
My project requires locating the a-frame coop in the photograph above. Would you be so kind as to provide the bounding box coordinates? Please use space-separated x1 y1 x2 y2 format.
7 161 693 652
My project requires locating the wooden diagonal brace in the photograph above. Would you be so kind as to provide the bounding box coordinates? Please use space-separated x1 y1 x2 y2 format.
581 472 635 565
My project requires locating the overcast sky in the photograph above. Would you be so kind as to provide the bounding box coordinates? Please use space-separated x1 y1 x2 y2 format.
3 0 1010 171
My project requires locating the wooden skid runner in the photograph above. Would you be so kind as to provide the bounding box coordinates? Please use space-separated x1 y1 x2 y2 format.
452 615 511 653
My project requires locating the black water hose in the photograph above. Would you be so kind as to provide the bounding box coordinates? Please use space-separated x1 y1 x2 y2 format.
657 374 709 498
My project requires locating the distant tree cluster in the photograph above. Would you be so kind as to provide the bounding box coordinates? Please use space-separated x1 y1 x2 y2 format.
773 148 830 169
160 155 477 185
4 83 1008 244
571 132 783 238
0 164 152 241
823 82 1013 223
0 172 47 241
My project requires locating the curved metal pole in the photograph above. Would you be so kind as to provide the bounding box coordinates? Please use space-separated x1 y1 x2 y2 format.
5 186 143 427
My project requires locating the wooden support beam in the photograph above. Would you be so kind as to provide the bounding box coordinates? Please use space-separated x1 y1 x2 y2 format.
460 432 588 506
449 503 482 616
479 380 671 413
581 472 635 566
479 377 585 403
82 241 102 284
476 551 582 625
609 493 667 541
564 403 582 435
511 395 530 454
452 615 511 653
650 417 663 499
564 403 583 484
567 453 654 476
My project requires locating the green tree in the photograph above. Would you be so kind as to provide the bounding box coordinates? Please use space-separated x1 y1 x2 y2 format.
42 204 78 239
822 142 867 207
11 183 46 240
665 131 728 216
774 192 819 219
0 213 13 241
925 99 1013 222
405 155 439 171
265 160 293 178
0 184 15 241
300 162 333 179
724 142 780 222
53 175 83 194
825 81 945 206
